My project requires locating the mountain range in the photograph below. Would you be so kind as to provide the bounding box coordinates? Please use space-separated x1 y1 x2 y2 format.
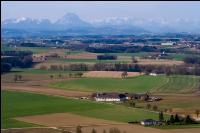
2 13 200 37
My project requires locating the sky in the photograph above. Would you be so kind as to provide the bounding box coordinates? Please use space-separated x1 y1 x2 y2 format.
1 1 200 23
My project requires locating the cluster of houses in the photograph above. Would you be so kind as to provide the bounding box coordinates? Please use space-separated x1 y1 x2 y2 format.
91 92 161 102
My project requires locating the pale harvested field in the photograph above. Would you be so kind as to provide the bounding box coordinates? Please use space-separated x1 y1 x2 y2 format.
137 58 184 65
2 86 91 98
83 71 142 78
2 126 200 133
81 124 200 133
1 128 63 133
15 113 122 127
66 52 97 59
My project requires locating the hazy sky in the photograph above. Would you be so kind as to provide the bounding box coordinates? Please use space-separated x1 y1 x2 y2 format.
1 1 200 22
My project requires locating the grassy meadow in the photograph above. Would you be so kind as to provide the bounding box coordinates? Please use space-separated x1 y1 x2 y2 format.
1 90 161 129
48 75 200 93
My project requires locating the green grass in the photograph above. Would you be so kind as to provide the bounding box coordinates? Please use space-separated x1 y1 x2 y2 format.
168 53 200 61
1 46 53 54
155 75 200 93
1 45 15 51
49 75 200 93
1 90 161 129
48 75 167 93
10 68 80 75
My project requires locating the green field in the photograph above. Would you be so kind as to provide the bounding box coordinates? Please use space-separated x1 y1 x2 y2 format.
1 46 53 54
155 75 200 93
10 68 81 75
1 90 161 129
48 75 200 93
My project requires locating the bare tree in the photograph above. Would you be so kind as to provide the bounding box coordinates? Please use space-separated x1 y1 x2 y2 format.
109 128 121 133
58 74 62 78
146 104 151 110
76 125 82 133
14 74 18 82
153 105 158 111
50 75 54 79
131 56 138 63
121 71 128 79
18 75 22 81
91 128 97 133
195 109 200 118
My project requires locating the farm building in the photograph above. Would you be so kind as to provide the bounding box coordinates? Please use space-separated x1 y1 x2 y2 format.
92 93 150 102
161 42 175 46
140 119 162 126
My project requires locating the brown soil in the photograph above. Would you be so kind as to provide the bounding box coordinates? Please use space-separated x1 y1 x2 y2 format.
137 58 184 65
2 85 91 98
1 128 63 133
15 113 122 128
66 52 97 59
83 71 142 78
2 126 200 133
81 125 200 133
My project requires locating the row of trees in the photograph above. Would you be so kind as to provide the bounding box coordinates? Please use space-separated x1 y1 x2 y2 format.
184 56 200 65
85 45 159 53
97 54 117 60
49 72 83 79
41 63 200 76
76 126 126 133
166 114 198 125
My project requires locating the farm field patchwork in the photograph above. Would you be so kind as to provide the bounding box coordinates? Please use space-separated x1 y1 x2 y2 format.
48 75 200 93
1 90 161 129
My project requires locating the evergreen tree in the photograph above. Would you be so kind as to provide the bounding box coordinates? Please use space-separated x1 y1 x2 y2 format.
170 115 175 124
159 111 164 121
174 114 180 123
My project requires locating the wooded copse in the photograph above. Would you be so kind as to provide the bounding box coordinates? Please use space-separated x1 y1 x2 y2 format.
97 54 117 60
40 63 200 76
1 51 33 73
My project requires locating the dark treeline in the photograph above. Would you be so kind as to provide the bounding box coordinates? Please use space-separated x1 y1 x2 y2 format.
184 56 200 65
1 51 33 57
42 63 200 76
20 43 39 47
1 51 33 74
97 54 117 60
82 39 125 44
85 45 158 53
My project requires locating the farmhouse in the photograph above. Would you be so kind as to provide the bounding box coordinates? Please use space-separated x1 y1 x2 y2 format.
140 119 162 126
161 42 175 46
92 93 150 102
92 93 126 102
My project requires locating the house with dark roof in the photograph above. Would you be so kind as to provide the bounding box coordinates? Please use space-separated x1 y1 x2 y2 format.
92 92 149 102
140 119 162 126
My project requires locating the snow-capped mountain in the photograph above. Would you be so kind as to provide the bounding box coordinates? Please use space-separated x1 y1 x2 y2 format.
2 13 200 37
55 13 92 29
91 17 200 34
2 17 52 30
